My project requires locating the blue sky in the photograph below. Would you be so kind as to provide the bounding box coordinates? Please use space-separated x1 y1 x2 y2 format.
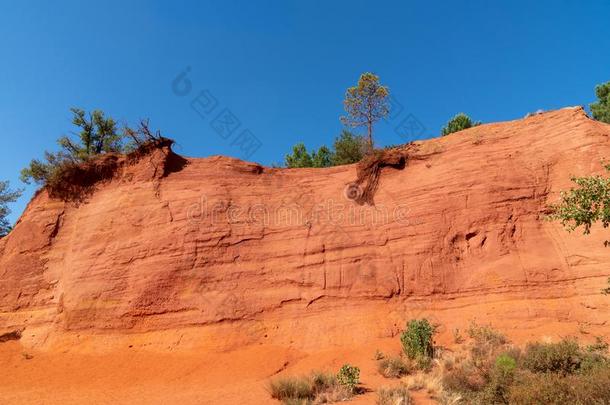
2 0 609 224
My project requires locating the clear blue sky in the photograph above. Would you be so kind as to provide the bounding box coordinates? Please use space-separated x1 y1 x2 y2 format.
2 0 609 224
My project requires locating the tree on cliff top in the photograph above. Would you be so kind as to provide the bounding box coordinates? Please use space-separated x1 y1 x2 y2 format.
590 81 610 124
441 113 481 136
21 108 125 186
0 181 22 237
341 72 389 149
284 130 366 168
331 130 366 166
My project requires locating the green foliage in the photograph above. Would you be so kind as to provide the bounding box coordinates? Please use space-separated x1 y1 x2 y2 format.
442 331 610 405
0 181 23 237
283 130 365 168
590 81 610 124
494 354 517 378
401 319 435 360
508 367 610 405
376 385 412 405
61 108 122 159
441 113 481 136
331 130 366 166
340 72 389 147
336 364 360 391
21 108 125 186
522 338 598 375
284 143 313 168
311 146 333 168
547 163 610 245
377 356 410 378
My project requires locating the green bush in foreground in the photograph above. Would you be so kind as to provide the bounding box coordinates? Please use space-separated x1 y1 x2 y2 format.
442 333 610 405
336 364 360 392
269 368 357 404
401 319 435 360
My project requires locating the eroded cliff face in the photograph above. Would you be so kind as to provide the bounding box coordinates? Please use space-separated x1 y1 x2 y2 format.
1 107 609 351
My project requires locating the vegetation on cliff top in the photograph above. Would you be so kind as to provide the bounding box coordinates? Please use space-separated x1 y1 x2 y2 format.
0 181 22 237
590 81 610 124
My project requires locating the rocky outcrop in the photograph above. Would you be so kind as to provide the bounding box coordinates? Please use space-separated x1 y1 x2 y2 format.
1 107 609 350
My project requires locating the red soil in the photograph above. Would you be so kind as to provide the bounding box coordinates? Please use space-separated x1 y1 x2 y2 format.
0 107 609 404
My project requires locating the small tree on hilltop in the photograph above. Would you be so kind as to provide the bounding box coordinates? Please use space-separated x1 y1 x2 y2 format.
441 113 481 136
331 130 366 166
0 181 23 237
284 143 313 168
311 145 333 168
21 108 125 186
341 72 389 149
590 81 610 124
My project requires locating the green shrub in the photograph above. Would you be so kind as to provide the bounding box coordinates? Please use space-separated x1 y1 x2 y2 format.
401 319 435 360
442 361 487 394
509 367 610 405
377 356 410 378
494 354 516 378
441 113 481 136
522 338 583 375
466 321 507 347
590 81 610 124
331 130 366 165
0 181 22 237
376 385 412 405
337 364 360 392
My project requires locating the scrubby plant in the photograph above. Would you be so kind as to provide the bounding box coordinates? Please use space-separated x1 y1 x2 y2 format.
508 366 610 405
285 143 314 168
268 370 352 404
401 319 435 360
331 130 366 165
284 130 366 168
590 81 610 124
376 385 412 405
522 338 583 375
377 356 411 378
0 181 22 237
452 328 464 344
440 330 610 405
441 113 481 136
269 376 316 402
21 108 125 186
336 364 360 392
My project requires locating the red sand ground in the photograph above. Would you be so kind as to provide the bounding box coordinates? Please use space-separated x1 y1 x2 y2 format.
1 107 609 404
